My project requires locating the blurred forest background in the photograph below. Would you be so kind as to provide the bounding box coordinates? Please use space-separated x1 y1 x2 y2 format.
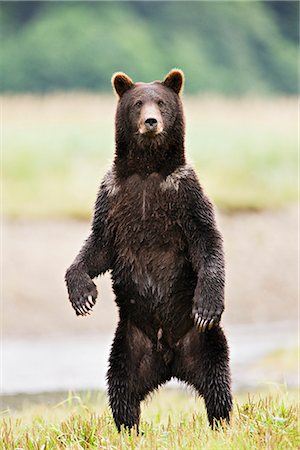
2 1 298 218
1 1 298 400
0 1 298 94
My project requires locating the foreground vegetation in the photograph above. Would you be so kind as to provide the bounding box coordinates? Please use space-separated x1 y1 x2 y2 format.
1 389 298 449
3 94 297 219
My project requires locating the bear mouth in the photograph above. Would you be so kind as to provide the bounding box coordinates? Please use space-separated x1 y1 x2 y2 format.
138 126 164 136
134 128 166 148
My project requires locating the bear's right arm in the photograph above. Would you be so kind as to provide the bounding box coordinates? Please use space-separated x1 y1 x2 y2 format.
65 183 113 316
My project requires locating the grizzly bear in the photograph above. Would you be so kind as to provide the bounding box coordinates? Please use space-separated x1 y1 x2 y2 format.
65 69 232 431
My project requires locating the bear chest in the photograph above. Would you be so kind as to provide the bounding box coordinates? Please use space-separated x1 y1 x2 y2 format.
108 173 184 247
107 173 188 298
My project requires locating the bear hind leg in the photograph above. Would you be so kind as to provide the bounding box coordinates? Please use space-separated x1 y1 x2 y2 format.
107 320 170 432
173 326 232 428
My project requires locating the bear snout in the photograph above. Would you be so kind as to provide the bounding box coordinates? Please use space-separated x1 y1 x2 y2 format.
144 117 158 130
139 118 163 135
138 102 163 135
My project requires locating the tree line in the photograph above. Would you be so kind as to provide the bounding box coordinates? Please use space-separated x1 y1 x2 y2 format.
1 1 298 94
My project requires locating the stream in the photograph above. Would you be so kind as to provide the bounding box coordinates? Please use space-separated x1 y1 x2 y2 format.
1 321 297 405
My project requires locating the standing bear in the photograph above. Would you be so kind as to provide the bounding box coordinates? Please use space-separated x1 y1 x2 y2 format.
65 69 232 431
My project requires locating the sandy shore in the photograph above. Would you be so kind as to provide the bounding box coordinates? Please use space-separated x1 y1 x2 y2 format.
3 206 297 337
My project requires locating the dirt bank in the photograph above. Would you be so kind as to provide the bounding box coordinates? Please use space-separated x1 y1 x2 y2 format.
3 206 297 337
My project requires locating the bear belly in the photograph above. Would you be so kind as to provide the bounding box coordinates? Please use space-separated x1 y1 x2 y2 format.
112 242 196 345
128 246 185 301
112 227 188 300
109 172 195 327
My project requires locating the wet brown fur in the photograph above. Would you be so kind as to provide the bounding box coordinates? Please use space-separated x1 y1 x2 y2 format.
65 69 232 431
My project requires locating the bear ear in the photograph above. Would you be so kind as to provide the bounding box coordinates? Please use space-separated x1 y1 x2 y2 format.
162 69 184 95
112 72 134 97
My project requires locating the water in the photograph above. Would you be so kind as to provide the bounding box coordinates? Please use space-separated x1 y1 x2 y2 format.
1 321 297 397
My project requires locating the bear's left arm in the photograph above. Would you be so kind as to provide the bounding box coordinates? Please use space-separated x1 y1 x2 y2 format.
179 172 225 332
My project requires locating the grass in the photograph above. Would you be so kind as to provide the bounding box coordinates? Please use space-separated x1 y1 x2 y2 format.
2 94 298 219
1 389 299 449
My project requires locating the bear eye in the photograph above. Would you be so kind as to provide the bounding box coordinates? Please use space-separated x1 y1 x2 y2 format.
135 100 143 107
157 99 165 107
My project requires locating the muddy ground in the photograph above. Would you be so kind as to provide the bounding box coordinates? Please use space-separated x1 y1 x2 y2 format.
3 206 297 337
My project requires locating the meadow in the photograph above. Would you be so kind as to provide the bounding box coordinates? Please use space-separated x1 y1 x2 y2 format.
2 95 298 448
1 389 298 450
2 94 297 219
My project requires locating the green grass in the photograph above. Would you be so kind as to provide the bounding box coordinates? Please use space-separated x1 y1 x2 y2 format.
1 389 299 449
2 94 297 219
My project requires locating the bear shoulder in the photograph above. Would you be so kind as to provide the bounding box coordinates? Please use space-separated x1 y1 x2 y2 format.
160 163 201 193
101 166 120 197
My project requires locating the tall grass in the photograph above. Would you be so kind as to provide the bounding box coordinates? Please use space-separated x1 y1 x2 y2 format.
1 390 298 449
2 94 297 219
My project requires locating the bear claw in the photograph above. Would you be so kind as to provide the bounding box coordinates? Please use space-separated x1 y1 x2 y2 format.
71 292 97 316
192 305 223 333
66 268 98 316
199 318 207 332
208 319 215 330
87 295 95 307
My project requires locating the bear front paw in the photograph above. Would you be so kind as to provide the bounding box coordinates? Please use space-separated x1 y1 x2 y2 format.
66 270 98 316
192 303 224 333
72 289 97 316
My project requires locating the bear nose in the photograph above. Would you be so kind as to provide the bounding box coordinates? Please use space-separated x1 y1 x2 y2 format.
144 118 158 129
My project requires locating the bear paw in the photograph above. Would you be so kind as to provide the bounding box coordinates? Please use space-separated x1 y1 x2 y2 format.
67 271 98 316
192 304 224 333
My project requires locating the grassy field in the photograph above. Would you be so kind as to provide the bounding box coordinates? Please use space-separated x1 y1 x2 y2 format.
2 94 297 219
1 389 298 449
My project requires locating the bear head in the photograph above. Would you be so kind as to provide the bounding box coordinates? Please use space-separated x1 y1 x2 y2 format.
111 69 186 178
